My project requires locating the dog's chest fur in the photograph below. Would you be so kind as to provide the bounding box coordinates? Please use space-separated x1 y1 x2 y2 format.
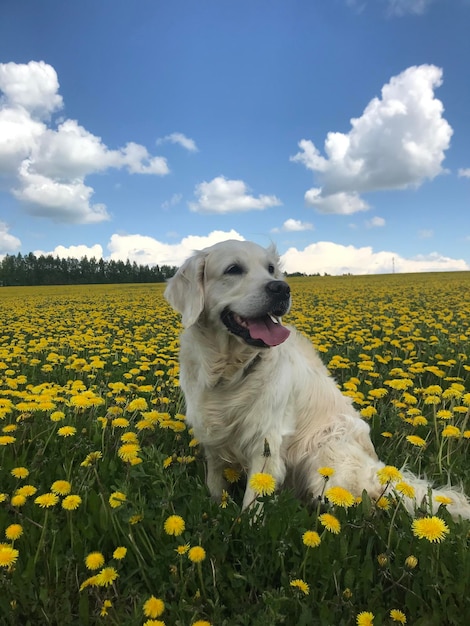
179 329 296 465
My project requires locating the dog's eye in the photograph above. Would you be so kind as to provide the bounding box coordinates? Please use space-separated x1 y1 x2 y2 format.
224 264 244 276
268 264 276 275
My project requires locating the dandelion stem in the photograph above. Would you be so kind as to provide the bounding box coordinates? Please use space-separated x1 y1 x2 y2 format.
197 562 206 599
34 510 48 566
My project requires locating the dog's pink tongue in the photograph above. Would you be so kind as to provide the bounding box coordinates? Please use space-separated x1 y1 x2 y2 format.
247 316 290 347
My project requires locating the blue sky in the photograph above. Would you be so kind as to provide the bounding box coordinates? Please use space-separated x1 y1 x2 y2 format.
1 0 469 274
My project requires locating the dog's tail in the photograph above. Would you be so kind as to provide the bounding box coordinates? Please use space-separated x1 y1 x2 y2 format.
392 470 470 521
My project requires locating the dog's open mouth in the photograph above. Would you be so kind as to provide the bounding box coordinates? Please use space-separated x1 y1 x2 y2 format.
221 309 291 347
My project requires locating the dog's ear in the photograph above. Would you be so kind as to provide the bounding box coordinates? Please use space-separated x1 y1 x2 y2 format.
164 252 206 327
267 243 283 276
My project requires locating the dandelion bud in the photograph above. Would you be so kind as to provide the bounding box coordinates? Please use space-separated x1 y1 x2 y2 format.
377 553 388 567
263 438 271 457
405 555 418 569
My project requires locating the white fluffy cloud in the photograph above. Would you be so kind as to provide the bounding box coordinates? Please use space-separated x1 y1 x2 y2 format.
28 231 469 275
291 65 452 214
33 231 244 265
0 61 169 224
281 241 469 275
189 176 282 213
418 229 434 239
0 221 21 255
458 168 470 178
107 229 245 266
385 0 435 16
157 132 198 152
347 0 435 16
365 216 386 228
34 243 104 259
272 218 314 233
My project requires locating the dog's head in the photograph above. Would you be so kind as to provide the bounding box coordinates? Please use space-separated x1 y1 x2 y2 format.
164 240 291 348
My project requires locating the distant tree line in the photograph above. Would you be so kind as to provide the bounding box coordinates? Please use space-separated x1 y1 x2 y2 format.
0 252 178 286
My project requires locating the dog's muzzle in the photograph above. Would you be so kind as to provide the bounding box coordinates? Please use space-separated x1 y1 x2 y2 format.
221 280 291 348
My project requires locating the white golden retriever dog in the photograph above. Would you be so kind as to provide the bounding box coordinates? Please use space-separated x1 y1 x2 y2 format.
165 240 470 519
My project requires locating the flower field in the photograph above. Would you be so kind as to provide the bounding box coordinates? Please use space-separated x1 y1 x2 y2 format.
1 273 470 626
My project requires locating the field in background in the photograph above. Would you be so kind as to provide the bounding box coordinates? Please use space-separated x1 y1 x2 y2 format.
0 274 469 625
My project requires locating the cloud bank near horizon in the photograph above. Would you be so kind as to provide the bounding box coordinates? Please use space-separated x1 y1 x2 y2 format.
30 230 469 275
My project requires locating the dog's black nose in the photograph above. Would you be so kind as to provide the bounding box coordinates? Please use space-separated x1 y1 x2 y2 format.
266 280 290 297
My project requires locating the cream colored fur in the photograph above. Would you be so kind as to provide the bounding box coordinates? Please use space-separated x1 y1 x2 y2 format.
165 240 470 519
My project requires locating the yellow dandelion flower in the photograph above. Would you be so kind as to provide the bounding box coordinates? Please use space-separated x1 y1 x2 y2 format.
376 496 391 510
318 513 341 534
325 486 355 508
405 435 427 447
50 411 65 422
164 515 185 536
16 485 37 497
111 417 129 428
120 431 139 443
0 436 16 445
113 546 127 560
79 575 98 591
434 494 453 506
412 516 450 543
127 397 148 412
377 466 402 485
317 466 335 478
62 495 82 510
192 621 212 626
188 546 206 563
34 493 59 508
143 596 165 618
100 599 112 617
95 566 119 587
11 495 26 507
442 425 460 438
5 524 23 541
163 456 173 468
356 611 374 626
302 530 321 548
385 379 413 390
51 480 72 495
11 467 29 479
57 426 76 437
144 620 166 626
395 482 416 499
176 543 190 555
109 491 127 508
0 493 7 503
390 609 407 623
424 394 440 405
80 451 102 467
381 432 393 438
85 551 105 570
290 578 310 595
117 442 141 462
0 545 19 567
436 409 453 420
248 472 276 496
